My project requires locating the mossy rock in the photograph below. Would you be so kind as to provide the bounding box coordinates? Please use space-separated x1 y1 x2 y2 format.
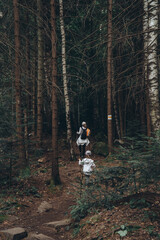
92 142 108 156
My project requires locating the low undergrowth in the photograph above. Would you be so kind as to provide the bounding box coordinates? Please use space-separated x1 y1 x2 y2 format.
71 132 160 223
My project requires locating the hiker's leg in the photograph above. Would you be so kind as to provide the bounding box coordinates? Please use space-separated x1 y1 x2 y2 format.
85 175 90 185
82 144 86 157
79 145 82 157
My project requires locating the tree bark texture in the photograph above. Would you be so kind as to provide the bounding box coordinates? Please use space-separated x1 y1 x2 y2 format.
147 0 160 132
118 91 124 138
32 40 36 137
143 0 151 136
144 0 160 134
13 0 26 167
59 0 75 161
25 11 30 163
24 109 29 165
37 0 43 146
50 0 61 185
112 61 120 140
107 0 113 153
25 11 30 113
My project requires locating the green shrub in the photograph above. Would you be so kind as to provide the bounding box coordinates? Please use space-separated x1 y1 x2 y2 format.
0 198 20 214
23 186 41 197
92 142 108 156
129 198 151 209
71 132 160 221
19 167 31 179
146 225 160 238
70 177 113 221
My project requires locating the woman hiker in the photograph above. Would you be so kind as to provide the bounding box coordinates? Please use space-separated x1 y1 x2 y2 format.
76 121 90 158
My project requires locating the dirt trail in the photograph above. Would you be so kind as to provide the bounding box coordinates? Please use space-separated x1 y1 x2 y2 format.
0 152 82 240
1 148 160 240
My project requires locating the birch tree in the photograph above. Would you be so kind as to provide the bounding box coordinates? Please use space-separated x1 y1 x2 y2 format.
144 0 160 133
143 0 151 136
59 0 75 161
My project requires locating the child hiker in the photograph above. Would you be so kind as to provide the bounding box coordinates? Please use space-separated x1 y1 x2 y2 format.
76 121 90 158
79 150 96 185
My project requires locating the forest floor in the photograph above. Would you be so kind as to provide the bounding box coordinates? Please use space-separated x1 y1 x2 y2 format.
0 139 160 240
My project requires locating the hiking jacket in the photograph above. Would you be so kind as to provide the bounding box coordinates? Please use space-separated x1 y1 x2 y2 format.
76 127 90 146
79 158 96 176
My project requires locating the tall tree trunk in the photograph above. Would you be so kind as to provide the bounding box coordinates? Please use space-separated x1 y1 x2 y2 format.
32 45 36 137
146 88 151 136
25 10 30 113
13 0 26 168
31 25 37 137
112 61 121 140
107 0 113 153
118 91 124 138
147 0 160 132
25 11 30 163
143 0 151 137
50 0 61 185
37 0 43 147
59 0 75 161
24 109 29 165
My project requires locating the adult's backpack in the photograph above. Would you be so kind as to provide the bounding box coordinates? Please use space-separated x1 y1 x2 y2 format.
86 128 90 137
81 128 90 140
81 128 87 140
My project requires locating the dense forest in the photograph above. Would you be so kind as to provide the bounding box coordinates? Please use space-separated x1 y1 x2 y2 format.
1 0 160 239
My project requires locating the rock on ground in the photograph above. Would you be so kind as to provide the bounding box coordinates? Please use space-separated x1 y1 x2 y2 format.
0 227 27 240
26 233 55 240
44 219 71 229
37 201 52 213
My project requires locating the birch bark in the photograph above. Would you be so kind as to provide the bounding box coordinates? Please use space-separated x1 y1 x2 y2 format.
147 0 160 132
143 0 151 136
59 0 75 160
144 0 160 133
